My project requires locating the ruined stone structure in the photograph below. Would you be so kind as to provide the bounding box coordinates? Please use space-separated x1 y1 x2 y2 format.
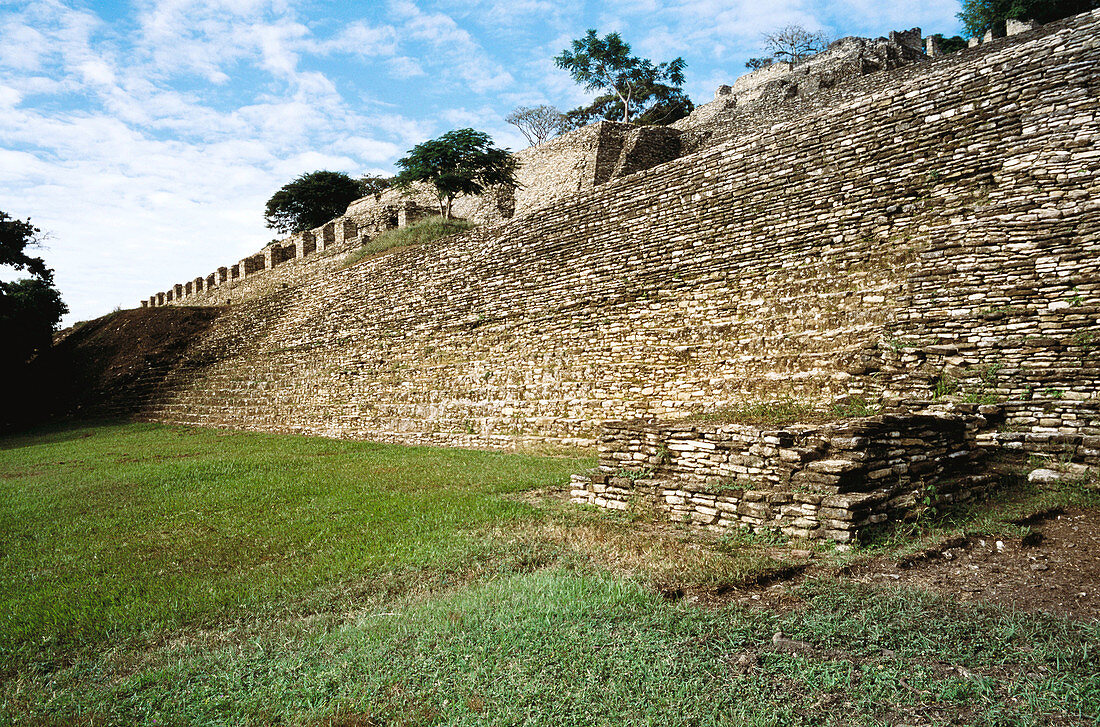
144 120 684 308
86 12 1099 538
571 411 996 542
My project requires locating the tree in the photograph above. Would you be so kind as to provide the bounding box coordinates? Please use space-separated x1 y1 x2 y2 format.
0 278 68 371
394 129 518 219
927 34 969 54
554 30 693 126
958 0 1098 36
506 105 566 146
264 171 364 235
763 25 829 66
359 174 393 198
0 212 67 377
0 211 52 282
745 57 775 70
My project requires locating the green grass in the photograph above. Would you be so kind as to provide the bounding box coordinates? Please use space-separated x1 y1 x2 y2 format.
12 572 1099 726
0 421 585 662
2 422 1098 725
343 216 474 268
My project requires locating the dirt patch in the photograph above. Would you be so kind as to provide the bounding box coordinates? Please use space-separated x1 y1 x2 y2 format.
851 507 1100 621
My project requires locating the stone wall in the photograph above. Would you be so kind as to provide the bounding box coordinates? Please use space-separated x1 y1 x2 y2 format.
569 413 993 542
674 31 929 154
143 120 682 310
83 10 1100 451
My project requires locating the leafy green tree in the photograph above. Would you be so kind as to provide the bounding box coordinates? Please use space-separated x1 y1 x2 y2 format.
0 212 67 377
359 174 394 197
0 211 53 282
958 0 1098 36
555 30 693 127
927 34 969 53
0 278 68 369
393 129 518 219
264 171 365 235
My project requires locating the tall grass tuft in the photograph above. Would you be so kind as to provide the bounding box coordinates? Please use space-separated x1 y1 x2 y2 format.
343 216 474 267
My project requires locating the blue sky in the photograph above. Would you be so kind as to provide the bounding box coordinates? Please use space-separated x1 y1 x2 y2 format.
1 0 964 324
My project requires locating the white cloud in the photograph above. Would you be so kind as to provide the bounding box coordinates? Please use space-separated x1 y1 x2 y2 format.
312 21 399 56
338 137 402 163
389 0 515 92
387 56 427 78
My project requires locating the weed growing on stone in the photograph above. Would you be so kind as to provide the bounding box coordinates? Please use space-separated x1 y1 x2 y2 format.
684 399 820 426
342 216 474 268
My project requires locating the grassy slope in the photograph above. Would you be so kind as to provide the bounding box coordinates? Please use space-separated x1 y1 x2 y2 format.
1 422 1098 726
0 422 584 657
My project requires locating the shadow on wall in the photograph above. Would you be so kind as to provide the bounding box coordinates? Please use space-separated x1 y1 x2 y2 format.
12 307 226 428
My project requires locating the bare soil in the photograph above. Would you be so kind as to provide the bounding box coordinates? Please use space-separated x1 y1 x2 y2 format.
851 507 1100 622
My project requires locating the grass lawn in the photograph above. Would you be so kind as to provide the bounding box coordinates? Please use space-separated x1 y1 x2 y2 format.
0 421 585 659
1 421 1098 726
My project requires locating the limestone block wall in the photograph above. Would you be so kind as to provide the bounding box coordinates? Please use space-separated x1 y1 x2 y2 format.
84 10 1100 450
570 413 992 541
144 120 681 310
674 32 929 154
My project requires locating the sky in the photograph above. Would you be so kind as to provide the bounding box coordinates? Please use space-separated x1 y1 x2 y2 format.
1 0 964 325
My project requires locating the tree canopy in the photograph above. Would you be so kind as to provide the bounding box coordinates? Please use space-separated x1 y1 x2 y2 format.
958 0 1098 36
0 211 68 383
762 26 829 67
1 211 53 283
264 171 365 235
555 30 693 128
393 129 518 219
506 105 566 146
359 174 393 198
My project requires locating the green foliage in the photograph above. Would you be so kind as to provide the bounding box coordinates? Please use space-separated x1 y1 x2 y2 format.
0 211 52 282
263 170 365 235
928 33 970 53
957 0 1099 36
358 174 394 197
3 425 1100 724
555 29 693 127
394 129 518 219
830 396 881 418
0 278 68 368
0 211 67 418
343 216 474 268
932 374 959 399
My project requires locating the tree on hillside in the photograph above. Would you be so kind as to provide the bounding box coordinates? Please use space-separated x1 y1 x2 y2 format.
359 174 394 198
927 34 969 53
264 171 364 235
762 26 829 67
958 0 1099 36
505 105 566 146
0 211 68 379
393 129 518 220
554 30 693 127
